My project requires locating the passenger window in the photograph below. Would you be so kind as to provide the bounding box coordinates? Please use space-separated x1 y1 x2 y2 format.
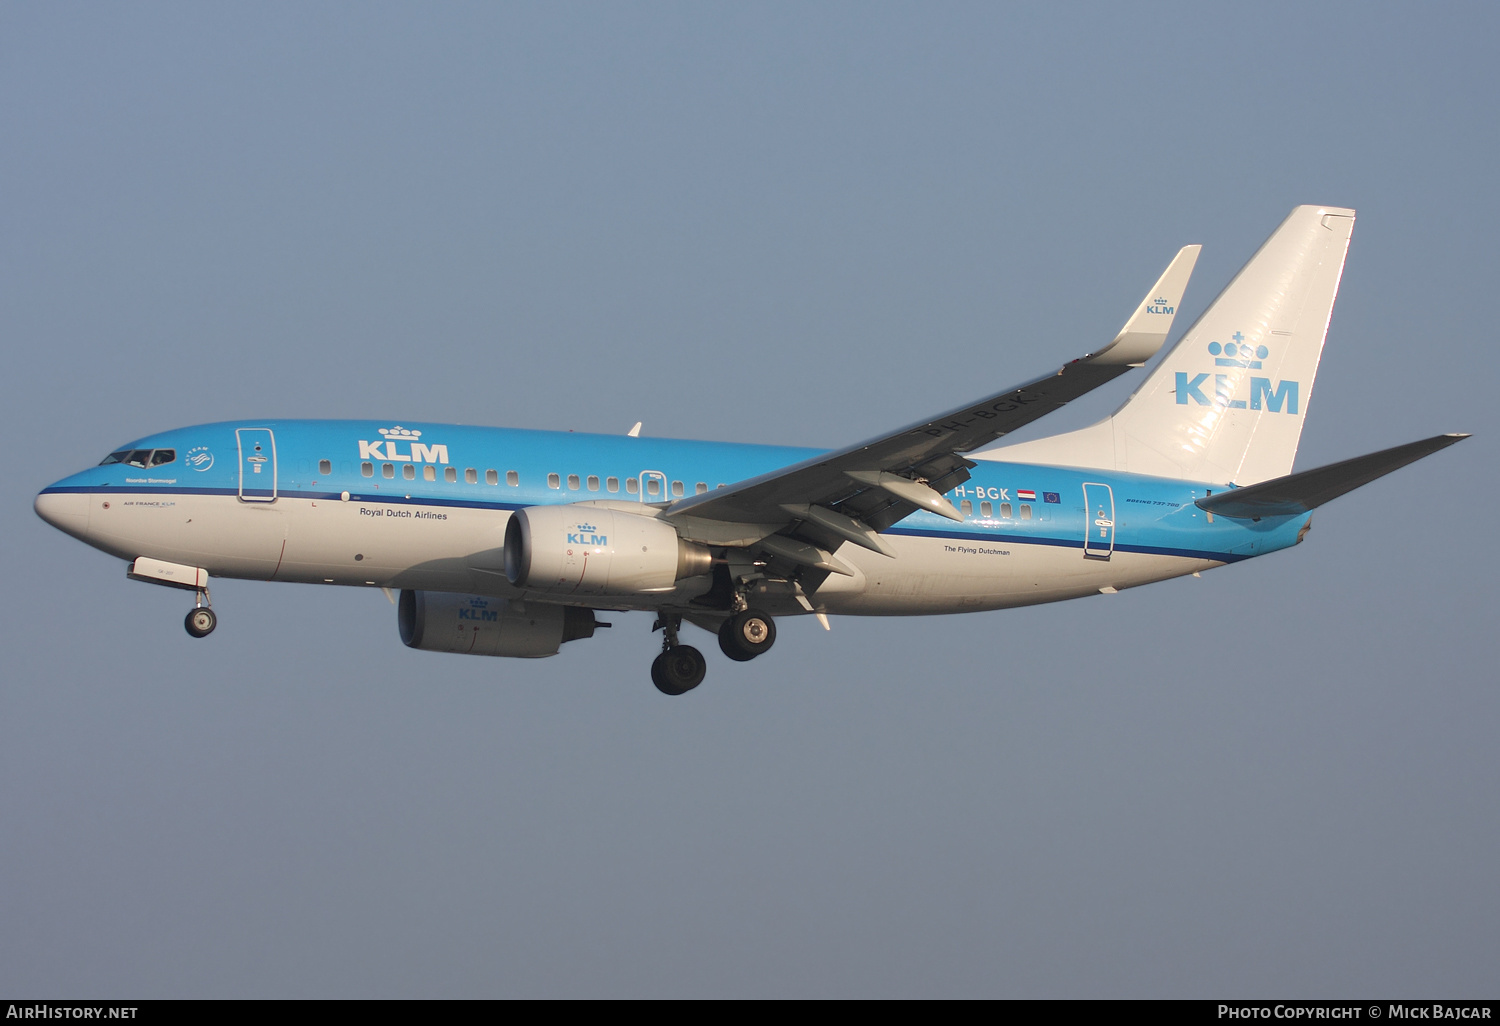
1020 504 1032 520
960 500 973 516
646 478 660 497
626 477 639 494
696 482 708 494
587 475 599 491
671 480 684 497
319 459 332 475
445 467 457 483
607 477 620 493
150 449 176 467
506 471 519 486
465 468 478 484
403 464 416 481
1000 502 1012 519
486 469 499 485
547 473 560 489
382 464 395 479
361 462 374 478
423 465 436 482
981 501 992 518
567 474 580 490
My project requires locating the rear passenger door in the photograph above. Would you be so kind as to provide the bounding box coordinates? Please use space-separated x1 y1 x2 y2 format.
1082 482 1114 560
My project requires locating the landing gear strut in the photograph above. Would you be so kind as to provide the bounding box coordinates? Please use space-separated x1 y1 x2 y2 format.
650 613 705 696
184 589 216 638
718 607 776 662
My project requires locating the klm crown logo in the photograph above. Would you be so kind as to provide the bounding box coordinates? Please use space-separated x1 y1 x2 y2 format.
1145 295 1175 315
1176 332 1298 414
358 424 449 465
460 596 498 622
1209 332 1268 368
567 523 608 546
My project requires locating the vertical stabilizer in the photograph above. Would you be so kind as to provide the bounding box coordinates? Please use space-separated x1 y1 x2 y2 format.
991 206 1355 485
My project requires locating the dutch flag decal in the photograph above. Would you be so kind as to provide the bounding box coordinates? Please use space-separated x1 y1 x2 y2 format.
1017 489 1037 501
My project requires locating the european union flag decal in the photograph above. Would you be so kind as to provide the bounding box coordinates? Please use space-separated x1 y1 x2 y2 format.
1043 492 1060 504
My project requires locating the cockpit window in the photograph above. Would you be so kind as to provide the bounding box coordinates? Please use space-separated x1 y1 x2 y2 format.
99 448 175 468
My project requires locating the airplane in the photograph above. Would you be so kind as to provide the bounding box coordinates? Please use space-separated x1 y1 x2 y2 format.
33 205 1468 695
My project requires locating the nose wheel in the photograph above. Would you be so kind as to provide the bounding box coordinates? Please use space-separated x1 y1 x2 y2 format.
185 606 217 638
184 588 216 638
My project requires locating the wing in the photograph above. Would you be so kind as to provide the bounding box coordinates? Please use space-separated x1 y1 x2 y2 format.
665 245 1201 573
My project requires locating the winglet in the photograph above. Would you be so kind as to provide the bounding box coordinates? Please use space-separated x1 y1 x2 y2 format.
627 422 642 437
1086 244 1201 367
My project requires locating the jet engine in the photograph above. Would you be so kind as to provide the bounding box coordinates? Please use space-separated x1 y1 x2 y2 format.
504 504 711 596
398 589 598 658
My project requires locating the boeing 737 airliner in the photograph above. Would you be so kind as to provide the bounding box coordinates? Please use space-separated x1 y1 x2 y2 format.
34 206 1467 694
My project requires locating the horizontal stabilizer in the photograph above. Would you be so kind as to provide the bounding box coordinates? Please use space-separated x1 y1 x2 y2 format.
1195 434 1469 519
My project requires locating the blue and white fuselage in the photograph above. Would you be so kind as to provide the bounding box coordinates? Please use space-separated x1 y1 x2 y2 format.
31 207 1468 693
37 418 1305 615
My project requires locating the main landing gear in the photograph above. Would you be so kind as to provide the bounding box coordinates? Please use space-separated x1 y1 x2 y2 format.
718 608 776 662
651 607 778 695
651 614 706 696
184 589 216 638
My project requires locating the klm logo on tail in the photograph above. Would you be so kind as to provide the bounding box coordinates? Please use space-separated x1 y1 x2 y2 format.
1145 295 1175 315
1176 336 1299 414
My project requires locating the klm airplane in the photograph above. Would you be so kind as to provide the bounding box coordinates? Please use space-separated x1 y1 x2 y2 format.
34 206 1467 694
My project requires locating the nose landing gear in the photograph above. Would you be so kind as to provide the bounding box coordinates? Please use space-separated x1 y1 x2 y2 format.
184 589 216 638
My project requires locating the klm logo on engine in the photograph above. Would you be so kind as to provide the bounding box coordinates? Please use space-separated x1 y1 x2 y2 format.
357 425 449 464
1145 295 1175 315
460 597 498 622
1175 336 1299 414
568 522 608 546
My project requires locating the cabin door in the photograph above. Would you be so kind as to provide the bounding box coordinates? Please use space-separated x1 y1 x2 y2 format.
237 428 278 502
1082 482 1114 560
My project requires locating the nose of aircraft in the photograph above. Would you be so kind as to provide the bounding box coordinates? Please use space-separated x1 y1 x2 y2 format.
35 488 91 541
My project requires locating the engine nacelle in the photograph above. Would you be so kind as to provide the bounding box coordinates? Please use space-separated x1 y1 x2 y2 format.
504 504 712 596
398 590 597 658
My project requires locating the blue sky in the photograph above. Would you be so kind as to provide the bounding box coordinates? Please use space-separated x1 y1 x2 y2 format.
3 2 1496 996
